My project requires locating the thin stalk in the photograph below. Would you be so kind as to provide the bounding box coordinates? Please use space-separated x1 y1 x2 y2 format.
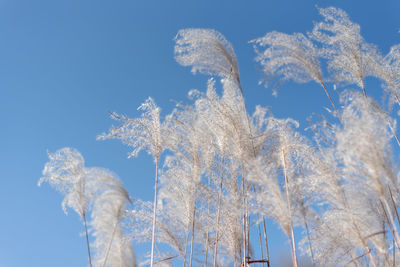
184 228 190 267
262 217 270 267
237 83 256 267
189 207 197 267
362 85 367 98
394 233 396 267
213 179 223 267
257 215 265 267
387 120 400 147
247 212 250 263
204 178 212 267
154 255 178 264
301 207 315 267
382 190 398 266
281 150 298 267
388 187 400 225
351 251 359 267
320 82 338 115
394 93 400 107
150 160 159 267
347 208 377 267
366 249 377 267
347 249 373 266
83 214 93 267
242 169 247 267
350 215 377 267
388 186 400 266
204 231 209 267
381 200 400 252
304 220 315 267
382 199 400 250
381 205 396 266
102 221 119 267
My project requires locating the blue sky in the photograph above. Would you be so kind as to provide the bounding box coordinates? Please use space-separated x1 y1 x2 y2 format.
1 0 399 266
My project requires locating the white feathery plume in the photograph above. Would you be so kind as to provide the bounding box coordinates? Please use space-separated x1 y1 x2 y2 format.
376 44 400 108
88 168 135 267
251 30 339 113
337 91 396 192
194 79 252 160
128 199 186 263
175 29 240 84
252 32 323 95
39 147 90 218
98 97 168 161
311 6 381 96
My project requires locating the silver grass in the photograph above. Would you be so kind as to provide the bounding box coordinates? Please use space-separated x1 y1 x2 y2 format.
98 97 169 267
39 148 136 267
98 97 168 161
158 156 201 266
193 80 250 265
159 156 199 233
307 155 388 266
39 148 90 218
305 91 399 266
247 119 308 233
164 84 249 266
247 118 316 267
188 81 248 264
375 45 400 108
337 91 396 195
39 148 95 266
40 9 400 267
311 7 381 96
337 91 400 255
193 79 252 160
213 159 244 266
191 79 280 266
128 199 186 262
252 30 339 113
160 96 217 266
252 32 322 95
175 29 240 84
88 168 135 267
175 29 258 264
309 185 390 266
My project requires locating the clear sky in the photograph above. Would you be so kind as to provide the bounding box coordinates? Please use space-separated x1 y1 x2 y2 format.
1 0 399 266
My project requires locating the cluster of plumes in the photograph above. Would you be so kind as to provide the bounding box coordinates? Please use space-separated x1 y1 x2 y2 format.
250 6 400 267
39 148 135 267
40 6 400 267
